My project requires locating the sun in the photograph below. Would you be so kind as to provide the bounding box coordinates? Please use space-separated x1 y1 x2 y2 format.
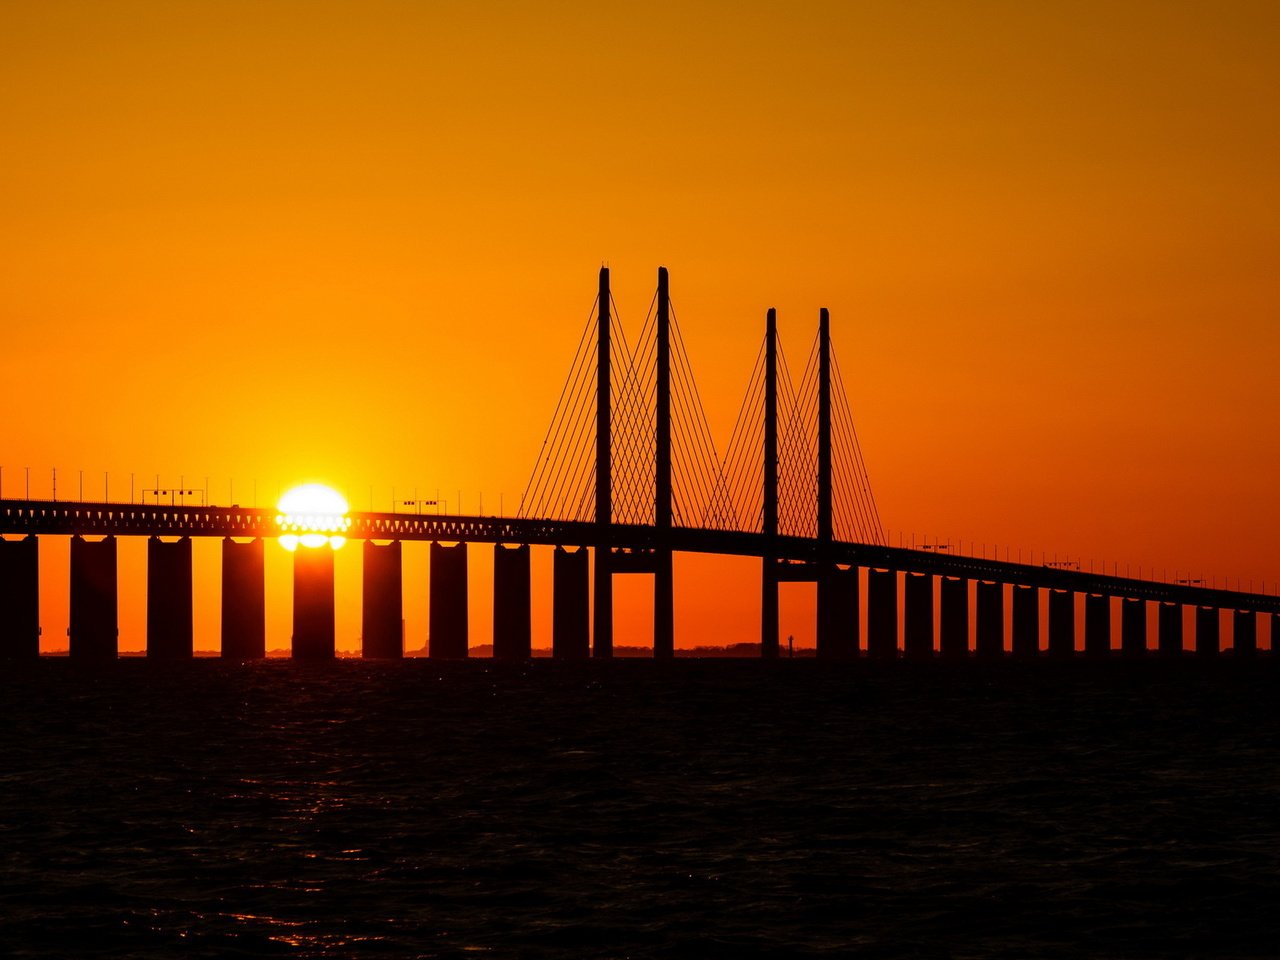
275 483 351 551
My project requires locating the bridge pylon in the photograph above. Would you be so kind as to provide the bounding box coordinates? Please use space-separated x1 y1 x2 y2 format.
761 308 779 658
592 266 613 657
653 266 674 659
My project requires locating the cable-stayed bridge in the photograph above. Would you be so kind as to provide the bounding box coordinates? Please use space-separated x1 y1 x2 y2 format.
1 267 1276 659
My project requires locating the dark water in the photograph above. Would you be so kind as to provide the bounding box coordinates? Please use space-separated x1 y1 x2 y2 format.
1 659 1277 958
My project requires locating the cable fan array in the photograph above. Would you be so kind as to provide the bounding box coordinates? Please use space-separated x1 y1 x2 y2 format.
518 289 885 546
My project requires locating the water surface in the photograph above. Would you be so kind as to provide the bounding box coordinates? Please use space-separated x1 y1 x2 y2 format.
1 659 1276 957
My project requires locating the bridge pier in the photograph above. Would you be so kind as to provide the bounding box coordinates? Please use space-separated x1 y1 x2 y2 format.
1012 584 1038 658
1085 593 1111 657
592 554 613 658
293 547 335 659
939 576 968 658
1121 598 1147 657
654 551 673 659
0 535 39 658
761 562 779 658
976 581 1003 658
817 565 858 659
1048 589 1074 658
553 546 589 659
1232 610 1256 657
221 538 265 659
866 568 897 659
70 535 117 659
1273 614 1279 655
429 542 469 659
1195 606 1219 656
904 572 933 659
362 540 403 658
1158 602 1183 656
493 543 531 660
147 536 193 658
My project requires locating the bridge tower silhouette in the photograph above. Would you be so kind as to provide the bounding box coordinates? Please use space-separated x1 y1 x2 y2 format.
521 265 885 658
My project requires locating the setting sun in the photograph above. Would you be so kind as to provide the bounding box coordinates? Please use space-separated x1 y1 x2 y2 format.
275 483 351 551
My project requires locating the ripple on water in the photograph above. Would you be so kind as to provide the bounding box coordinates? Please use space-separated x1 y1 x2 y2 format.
0 659 1277 958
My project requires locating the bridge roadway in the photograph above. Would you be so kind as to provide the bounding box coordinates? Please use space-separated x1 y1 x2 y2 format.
2 498 1277 614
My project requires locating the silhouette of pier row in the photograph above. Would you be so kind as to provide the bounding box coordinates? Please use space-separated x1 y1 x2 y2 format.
0 267 1277 660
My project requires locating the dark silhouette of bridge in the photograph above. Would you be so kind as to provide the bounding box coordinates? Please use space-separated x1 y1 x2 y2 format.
1 267 1276 660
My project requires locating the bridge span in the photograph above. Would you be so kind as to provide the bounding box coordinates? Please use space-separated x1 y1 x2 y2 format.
1 497 1276 614
0 496 1275 661
2 267 1273 660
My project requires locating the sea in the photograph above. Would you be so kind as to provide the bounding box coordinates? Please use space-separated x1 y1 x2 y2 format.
1 657 1276 958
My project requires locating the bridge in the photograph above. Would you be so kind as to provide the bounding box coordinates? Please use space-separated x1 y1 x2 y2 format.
1 267 1275 659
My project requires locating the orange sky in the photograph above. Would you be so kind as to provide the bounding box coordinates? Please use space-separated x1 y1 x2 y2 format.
2 1 1277 652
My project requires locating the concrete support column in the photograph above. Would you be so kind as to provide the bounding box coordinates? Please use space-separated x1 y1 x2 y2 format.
1048 589 1074 658
1158 602 1183 657
867 568 897 659
904 572 933 659
221 538 265 659
70 535 117 659
1195 606 1219 657
1272 614 1279 655
429 541 468 659
362 540 403 659
0 535 39 659
493 543 532 660
293 547 335 659
553 546 589 659
147 536 193 658
1232 610 1257 657
817 566 858 659
976 581 1003 659
1012 585 1038 658
761 562 778 659
939 576 968 658
654 552 673 660
592 548 613 658
1084 594 1110 658
1121 598 1147 657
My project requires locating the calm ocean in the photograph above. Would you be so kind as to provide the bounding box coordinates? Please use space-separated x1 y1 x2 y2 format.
1 658 1276 958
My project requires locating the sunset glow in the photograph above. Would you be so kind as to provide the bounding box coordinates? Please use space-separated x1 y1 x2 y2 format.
1 1 1275 653
276 484 350 551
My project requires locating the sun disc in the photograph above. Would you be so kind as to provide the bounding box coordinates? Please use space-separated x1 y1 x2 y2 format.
276 483 350 550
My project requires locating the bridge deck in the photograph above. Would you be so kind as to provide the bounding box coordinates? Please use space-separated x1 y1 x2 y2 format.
1 499 1276 614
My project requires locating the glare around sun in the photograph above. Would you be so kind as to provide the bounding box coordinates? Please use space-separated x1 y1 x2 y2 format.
276 483 351 551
